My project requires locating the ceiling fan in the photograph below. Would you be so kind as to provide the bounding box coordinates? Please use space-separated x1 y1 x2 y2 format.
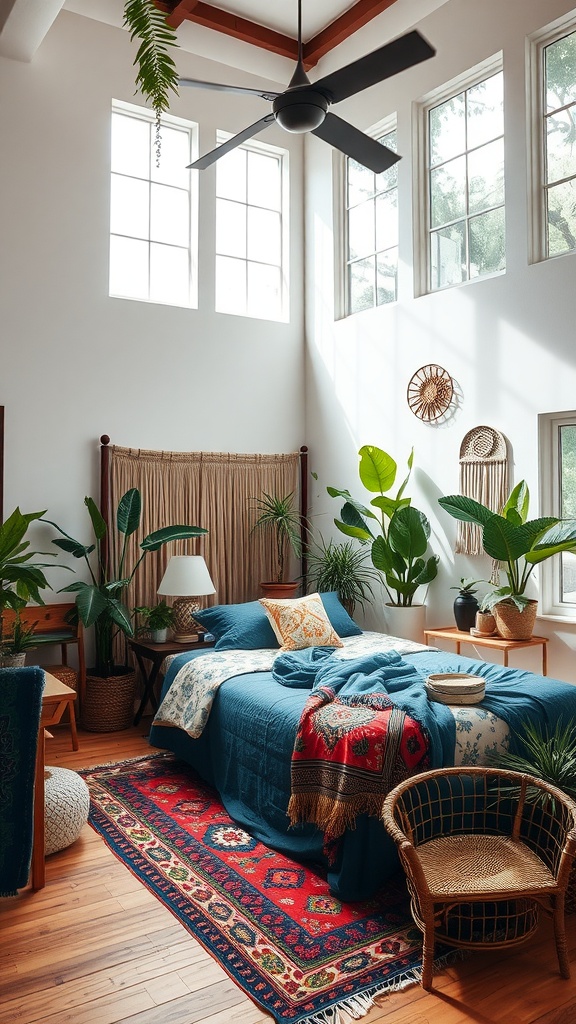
179 1 435 173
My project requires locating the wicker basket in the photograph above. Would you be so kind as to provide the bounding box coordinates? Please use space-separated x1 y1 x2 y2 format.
493 599 538 640
81 670 136 732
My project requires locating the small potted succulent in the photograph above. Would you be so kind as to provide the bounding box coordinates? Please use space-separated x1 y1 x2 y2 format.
134 600 175 643
0 613 39 668
450 577 482 632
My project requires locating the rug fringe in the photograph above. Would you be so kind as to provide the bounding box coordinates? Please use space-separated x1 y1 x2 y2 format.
77 751 174 773
295 949 466 1024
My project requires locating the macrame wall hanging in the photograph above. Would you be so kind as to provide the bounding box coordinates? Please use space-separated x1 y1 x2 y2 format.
456 426 509 556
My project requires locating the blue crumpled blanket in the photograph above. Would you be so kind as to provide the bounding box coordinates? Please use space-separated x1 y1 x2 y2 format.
273 647 456 769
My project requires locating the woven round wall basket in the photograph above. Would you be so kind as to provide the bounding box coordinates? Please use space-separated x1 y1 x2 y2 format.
81 670 137 732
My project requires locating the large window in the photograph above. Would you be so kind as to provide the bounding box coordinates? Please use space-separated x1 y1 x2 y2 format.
215 136 288 321
536 25 576 259
539 411 576 618
109 101 197 307
344 126 398 315
424 66 505 292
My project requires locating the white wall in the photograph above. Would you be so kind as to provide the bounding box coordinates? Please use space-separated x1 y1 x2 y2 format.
304 0 576 681
0 10 305 568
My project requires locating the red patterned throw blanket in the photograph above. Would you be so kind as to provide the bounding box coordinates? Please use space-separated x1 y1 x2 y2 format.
288 685 429 844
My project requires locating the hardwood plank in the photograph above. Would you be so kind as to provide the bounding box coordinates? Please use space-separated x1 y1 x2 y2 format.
2 723 576 1024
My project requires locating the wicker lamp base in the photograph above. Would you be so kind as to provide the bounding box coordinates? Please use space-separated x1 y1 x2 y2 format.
81 670 137 732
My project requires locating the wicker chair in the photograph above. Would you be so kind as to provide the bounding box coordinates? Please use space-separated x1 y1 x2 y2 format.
382 766 576 990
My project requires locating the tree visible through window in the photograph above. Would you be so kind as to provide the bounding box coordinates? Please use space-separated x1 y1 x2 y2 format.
539 411 576 616
109 102 196 307
427 70 505 291
215 140 287 321
543 30 576 257
345 128 398 315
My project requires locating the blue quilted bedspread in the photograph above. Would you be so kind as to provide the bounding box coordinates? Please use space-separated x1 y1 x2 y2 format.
149 644 576 901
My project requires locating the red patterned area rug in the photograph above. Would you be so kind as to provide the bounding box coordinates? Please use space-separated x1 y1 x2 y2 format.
81 753 447 1024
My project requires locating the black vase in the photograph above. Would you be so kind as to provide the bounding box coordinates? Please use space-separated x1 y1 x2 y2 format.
453 592 479 632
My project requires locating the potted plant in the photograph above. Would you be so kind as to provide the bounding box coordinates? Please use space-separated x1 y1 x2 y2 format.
328 445 438 641
450 577 483 632
252 491 302 599
0 506 55 655
44 489 206 731
306 536 379 616
0 613 39 668
438 480 576 639
134 599 175 643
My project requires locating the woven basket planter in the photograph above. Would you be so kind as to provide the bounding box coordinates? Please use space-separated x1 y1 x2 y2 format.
493 599 538 640
81 670 137 732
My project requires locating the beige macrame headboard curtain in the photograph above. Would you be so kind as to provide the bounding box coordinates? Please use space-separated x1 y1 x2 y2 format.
104 443 302 624
456 426 509 556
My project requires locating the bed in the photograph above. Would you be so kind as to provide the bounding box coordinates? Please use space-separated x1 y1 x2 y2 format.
148 593 576 902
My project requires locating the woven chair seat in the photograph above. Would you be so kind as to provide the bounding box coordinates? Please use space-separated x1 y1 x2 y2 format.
418 834 556 897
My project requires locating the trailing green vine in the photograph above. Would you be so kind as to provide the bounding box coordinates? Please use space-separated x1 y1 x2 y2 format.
123 0 180 162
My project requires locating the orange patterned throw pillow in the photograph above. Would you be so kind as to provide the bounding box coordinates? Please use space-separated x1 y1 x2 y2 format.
259 593 344 651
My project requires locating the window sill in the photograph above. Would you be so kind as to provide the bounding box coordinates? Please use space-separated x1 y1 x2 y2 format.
536 613 576 626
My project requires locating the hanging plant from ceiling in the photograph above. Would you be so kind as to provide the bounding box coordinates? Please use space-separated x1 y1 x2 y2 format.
123 0 180 162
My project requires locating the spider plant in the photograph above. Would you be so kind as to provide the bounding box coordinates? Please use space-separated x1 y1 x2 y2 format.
306 537 379 615
252 492 302 584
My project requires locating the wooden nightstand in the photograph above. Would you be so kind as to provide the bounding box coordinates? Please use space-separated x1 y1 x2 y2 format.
129 635 215 725
423 626 549 676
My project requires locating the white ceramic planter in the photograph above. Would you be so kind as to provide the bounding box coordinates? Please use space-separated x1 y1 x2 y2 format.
383 604 426 644
151 628 168 643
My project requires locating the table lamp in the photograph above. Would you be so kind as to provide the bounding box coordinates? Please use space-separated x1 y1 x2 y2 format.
157 555 216 642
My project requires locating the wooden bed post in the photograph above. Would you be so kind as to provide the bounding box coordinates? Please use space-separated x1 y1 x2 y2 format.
100 435 111 573
299 445 309 592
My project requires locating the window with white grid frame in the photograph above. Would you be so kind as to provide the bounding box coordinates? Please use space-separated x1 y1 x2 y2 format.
215 136 288 321
109 101 197 308
345 126 398 315
425 66 505 292
539 411 576 619
535 23 576 260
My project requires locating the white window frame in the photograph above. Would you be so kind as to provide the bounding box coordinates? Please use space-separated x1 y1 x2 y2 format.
214 131 289 323
334 115 397 320
414 53 504 297
528 11 576 265
538 410 576 621
110 99 199 308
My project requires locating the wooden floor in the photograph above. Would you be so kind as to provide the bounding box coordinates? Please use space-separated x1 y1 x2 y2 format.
2 722 576 1024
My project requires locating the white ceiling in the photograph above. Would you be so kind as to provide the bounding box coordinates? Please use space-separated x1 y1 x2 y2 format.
1 0 448 82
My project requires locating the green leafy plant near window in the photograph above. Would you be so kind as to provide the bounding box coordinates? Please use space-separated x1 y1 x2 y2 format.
0 507 56 649
123 0 180 160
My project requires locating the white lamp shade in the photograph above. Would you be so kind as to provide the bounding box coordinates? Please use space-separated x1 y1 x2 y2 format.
157 555 216 597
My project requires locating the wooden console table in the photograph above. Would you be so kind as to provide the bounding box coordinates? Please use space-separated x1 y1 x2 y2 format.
423 627 549 676
32 672 77 890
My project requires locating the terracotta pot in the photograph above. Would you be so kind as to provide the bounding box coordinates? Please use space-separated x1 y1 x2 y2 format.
81 669 137 732
492 599 538 640
260 582 300 599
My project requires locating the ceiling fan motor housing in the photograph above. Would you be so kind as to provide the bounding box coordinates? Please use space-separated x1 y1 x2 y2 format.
273 89 329 133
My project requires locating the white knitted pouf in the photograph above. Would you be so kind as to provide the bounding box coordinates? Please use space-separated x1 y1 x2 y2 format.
45 766 90 855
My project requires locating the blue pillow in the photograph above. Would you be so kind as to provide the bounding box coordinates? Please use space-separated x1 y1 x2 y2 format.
319 591 363 638
194 592 362 651
194 601 278 651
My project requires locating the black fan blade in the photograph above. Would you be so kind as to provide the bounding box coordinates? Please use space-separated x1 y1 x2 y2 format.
179 77 280 102
187 115 275 170
312 113 400 173
314 30 435 104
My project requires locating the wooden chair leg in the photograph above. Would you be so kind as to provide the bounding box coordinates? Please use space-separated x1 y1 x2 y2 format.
68 701 79 752
421 910 436 990
31 729 46 890
552 894 571 979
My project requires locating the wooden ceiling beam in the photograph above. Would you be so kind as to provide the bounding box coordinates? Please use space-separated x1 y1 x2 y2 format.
165 2 299 62
303 0 400 66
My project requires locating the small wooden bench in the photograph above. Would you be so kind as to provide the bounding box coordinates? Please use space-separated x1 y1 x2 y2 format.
3 603 85 748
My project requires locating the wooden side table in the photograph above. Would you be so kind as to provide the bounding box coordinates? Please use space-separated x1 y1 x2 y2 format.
32 672 78 890
129 636 215 725
423 626 549 676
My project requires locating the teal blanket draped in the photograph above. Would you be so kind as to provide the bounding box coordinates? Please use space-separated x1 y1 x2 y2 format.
273 649 456 768
0 666 44 896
